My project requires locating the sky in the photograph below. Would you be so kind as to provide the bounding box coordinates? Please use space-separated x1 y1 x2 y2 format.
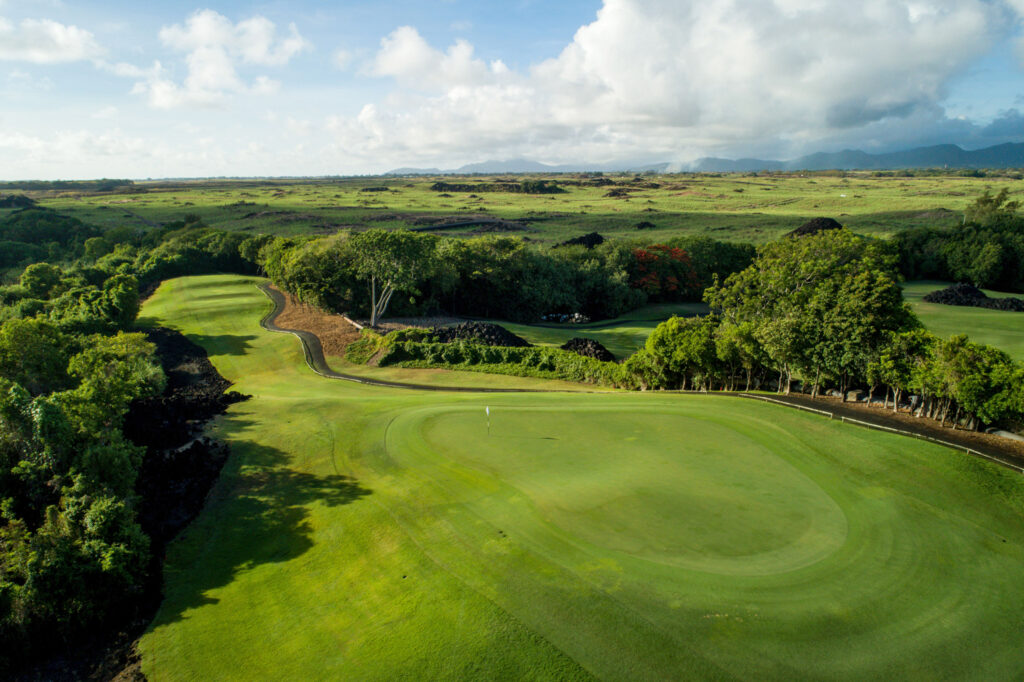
3 0 1024 179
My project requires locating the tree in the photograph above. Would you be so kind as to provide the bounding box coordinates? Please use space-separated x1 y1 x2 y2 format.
0 318 73 395
83 237 112 262
628 244 700 302
348 229 438 327
20 263 63 299
964 187 1020 227
60 332 164 436
645 315 720 390
715 321 764 391
706 228 915 395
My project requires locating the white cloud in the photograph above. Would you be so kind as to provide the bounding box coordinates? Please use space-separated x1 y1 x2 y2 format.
158 11 309 66
130 9 309 109
370 26 509 89
330 0 1008 167
0 16 103 63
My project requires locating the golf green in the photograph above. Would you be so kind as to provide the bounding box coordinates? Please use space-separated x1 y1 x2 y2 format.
136 275 1024 681
395 405 847 575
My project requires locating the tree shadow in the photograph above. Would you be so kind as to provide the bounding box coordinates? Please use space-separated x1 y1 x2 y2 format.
132 320 259 357
180 333 259 356
147 432 370 629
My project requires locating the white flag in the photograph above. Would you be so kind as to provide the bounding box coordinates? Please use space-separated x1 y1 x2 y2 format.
486 406 490 416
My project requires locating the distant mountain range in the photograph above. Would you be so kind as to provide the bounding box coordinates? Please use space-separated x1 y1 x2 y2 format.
386 142 1024 175
385 158 670 175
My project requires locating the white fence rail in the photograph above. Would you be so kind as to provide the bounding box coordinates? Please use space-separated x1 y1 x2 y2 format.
738 393 1024 474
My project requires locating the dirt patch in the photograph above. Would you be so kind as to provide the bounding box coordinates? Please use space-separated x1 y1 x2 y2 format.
360 315 464 332
269 285 363 357
765 393 1024 466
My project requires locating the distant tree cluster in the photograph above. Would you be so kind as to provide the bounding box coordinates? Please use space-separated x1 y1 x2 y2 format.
429 180 566 194
626 228 1024 432
261 229 753 323
0 179 133 192
895 188 1024 291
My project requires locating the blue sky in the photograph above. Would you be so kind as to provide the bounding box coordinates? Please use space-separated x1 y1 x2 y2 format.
2 0 1024 179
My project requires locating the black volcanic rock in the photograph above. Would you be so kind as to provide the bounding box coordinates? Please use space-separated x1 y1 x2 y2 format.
787 217 843 237
560 337 616 362
923 283 1024 312
556 232 605 249
432 322 531 347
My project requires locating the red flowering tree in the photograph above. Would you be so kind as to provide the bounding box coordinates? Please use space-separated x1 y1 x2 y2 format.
629 244 701 301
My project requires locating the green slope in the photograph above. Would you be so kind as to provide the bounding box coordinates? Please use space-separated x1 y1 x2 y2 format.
137 275 1024 681
903 280 1024 361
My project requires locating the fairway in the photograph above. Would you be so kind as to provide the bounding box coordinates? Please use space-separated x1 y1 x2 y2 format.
137 275 1024 681
492 303 710 359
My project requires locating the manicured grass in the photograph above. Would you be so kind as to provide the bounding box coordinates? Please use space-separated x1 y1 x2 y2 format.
493 303 708 359
137 275 1024 680
903 280 1024 361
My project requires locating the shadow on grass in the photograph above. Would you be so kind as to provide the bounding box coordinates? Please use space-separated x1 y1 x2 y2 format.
182 333 259 356
134 315 167 330
148 421 370 629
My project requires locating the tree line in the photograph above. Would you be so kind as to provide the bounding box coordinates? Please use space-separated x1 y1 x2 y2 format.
0 211 267 672
625 228 1024 432
895 188 1024 291
260 229 753 323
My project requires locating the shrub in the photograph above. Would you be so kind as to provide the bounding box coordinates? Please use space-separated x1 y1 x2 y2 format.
345 329 386 365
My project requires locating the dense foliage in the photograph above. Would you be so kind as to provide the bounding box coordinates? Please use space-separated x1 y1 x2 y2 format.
623 228 1024 431
0 208 267 673
262 229 753 323
895 188 1024 291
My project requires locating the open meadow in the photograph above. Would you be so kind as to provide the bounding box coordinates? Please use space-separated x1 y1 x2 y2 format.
16 172 1022 244
134 275 1024 681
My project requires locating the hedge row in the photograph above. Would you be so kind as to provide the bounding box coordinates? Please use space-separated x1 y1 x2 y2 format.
378 339 624 387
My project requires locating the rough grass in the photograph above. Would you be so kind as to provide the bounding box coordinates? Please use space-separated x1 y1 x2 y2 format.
34 173 1015 243
904 280 1024 361
136 274 1024 681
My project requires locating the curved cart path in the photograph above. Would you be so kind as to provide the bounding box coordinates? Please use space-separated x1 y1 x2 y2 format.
257 283 1024 471
258 283 560 393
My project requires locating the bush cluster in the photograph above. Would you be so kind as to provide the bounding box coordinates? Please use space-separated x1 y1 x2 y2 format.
379 339 624 386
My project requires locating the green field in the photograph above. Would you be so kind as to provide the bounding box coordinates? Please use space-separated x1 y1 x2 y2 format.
136 275 1024 680
488 303 709 359
904 281 1024 361
25 172 1021 243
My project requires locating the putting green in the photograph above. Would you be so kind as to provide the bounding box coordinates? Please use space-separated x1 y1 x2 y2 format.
395 405 847 575
136 275 1024 681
